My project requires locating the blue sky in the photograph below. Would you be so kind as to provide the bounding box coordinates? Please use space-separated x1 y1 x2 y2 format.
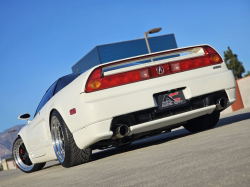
0 0 249 132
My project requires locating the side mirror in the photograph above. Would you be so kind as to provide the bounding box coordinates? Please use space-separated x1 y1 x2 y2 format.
18 113 31 124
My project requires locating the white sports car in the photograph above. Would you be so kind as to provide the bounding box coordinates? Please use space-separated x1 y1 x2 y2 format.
13 45 235 173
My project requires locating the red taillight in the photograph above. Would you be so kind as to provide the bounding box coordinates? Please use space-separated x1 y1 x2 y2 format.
86 68 150 92
89 68 102 80
170 47 222 73
204 46 217 54
85 45 223 93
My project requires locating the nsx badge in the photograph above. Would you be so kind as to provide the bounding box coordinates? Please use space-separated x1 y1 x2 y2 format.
157 91 186 110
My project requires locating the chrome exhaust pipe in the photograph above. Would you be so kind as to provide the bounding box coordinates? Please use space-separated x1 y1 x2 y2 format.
216 97 228 110
112 125 130 139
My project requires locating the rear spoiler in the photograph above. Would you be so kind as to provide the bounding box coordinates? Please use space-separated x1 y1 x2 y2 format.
101 45 209 72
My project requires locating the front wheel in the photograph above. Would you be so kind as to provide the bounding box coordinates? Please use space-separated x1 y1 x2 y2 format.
50 110 91 168
13 137 46 173
183 111 220 133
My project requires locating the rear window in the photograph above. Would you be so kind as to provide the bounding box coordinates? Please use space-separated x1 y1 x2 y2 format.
54 73 78 95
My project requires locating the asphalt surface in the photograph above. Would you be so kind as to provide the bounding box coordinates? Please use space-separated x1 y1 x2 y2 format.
1 108 250 187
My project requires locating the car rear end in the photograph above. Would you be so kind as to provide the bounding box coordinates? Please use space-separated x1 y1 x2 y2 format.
73 44 236 150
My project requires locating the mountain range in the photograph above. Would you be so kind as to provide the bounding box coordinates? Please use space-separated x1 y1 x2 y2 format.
0 125 25 159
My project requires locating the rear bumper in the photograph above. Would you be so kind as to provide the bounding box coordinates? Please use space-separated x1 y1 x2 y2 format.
74 92 235 150
73 104 217 149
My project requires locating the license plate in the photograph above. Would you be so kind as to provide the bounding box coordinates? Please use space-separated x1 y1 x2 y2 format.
157 91 186 110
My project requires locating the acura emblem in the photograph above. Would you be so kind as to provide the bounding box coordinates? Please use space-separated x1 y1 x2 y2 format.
156 66 164 75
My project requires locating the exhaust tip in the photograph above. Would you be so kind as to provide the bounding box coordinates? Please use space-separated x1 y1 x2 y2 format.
119 125 130 136
216 97 228 110
220 98 228 108
112 124 130 139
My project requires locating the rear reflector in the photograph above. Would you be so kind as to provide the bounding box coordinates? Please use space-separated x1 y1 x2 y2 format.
70 108 76 115
85 45 223 93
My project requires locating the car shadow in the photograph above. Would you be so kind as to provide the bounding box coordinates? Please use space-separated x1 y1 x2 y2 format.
43 163 61 170
91 112 250 162
216 112 250 127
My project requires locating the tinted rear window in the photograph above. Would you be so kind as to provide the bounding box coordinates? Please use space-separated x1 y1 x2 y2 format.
54 74 78 95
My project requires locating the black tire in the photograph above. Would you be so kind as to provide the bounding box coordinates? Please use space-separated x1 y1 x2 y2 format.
116 142 132 148
183 111 220 133
50 110 91 168
13 136 46 173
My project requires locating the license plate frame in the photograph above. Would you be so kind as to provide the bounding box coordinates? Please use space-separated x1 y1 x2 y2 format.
156 90 187 111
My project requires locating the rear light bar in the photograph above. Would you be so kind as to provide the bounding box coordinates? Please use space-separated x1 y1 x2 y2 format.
85 45 223 93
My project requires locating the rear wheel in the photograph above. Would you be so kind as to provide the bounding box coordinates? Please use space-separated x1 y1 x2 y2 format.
183 111 220 133
13 137 46 173
50 110 91 168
